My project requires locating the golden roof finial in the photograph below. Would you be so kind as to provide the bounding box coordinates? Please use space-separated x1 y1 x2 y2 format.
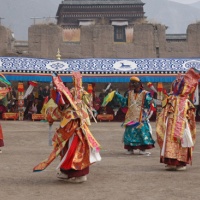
56 48 61 60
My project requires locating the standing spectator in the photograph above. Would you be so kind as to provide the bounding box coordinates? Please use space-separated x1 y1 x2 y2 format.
99 89 107 104
7 87 17 111
42 85 50 100
38 86 44 102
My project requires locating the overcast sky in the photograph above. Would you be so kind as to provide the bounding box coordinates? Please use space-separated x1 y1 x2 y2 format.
171 0 199 3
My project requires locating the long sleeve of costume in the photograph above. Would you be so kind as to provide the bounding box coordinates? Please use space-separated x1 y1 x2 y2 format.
113 92 128 107
40 98 62 124
82 92 93 107
46 107 62 123
81 91 96 123
0 125 4 147
187 101 196 144
144 93 154 109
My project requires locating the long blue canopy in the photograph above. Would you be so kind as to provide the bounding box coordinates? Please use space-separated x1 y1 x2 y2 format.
1 57 200 82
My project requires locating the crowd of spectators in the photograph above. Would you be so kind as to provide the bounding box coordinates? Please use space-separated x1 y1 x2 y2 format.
0 85 51 120
0 82 128 121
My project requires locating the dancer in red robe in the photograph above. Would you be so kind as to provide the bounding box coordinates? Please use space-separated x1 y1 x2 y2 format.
33 72 101 183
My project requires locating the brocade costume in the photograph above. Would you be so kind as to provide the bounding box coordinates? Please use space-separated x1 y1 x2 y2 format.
33 72 101 182
156 68 199 169
0 125 4 148
102 76 155 153
0 74 12 152
114 90 155 151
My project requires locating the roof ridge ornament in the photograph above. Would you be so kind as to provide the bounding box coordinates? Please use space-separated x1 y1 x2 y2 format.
56 48 61 60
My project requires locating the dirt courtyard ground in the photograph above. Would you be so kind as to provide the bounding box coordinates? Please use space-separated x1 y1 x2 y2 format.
0 120 200 200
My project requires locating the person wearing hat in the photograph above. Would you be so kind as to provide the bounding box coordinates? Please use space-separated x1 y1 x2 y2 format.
33 71 101 183
156 67 200 171
102 76 155 155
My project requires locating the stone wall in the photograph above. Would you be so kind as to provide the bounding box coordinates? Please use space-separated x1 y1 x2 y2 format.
1 22 200 59
28 23 63 58
0 25 14 56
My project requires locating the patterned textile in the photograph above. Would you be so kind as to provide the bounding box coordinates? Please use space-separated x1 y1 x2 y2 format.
0 87 10 100
0 74 11 87
123 122 155 149
0 74 11 100
114 90 155 150
0 74 11 148
33 72 101 173
156 67 199 166
0 125 4 147
52 75 77 110
156 97 196 165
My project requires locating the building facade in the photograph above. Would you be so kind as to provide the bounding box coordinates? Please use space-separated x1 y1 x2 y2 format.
0 0 200 59
56 0 145 43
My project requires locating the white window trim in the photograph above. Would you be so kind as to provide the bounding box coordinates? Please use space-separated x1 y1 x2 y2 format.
111 21 128 26
79 21 95 26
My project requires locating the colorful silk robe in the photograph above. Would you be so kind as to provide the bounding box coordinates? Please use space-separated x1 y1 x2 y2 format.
0 74 11 148
156 67 199 166
114 90 155 150
33 73 101 172
33 105 100 172
156 95 196 165
0 125 4 147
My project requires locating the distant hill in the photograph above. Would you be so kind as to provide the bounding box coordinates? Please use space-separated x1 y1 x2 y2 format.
143 0 200 34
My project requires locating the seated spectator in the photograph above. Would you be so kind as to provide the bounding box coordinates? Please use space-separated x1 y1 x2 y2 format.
25 98 39 120
0 103 7 119
10 100 18 113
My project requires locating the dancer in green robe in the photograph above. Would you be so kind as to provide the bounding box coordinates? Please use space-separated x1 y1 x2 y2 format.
102 76 155 155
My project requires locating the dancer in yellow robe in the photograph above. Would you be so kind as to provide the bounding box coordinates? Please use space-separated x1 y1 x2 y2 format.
156 67 200 171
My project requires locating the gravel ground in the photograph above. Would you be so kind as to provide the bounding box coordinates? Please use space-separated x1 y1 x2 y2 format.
0 120 200 200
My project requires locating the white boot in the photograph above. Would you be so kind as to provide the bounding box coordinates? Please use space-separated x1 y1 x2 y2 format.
65 175 87 183
125 149 134 155
57 172 68 179
176 166 187 171
139 150 151 156
165 165 176 170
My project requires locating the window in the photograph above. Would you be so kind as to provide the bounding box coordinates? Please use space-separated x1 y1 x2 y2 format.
156 47 160 58
79 20 95 26
62 28 80 42
114 26 126 42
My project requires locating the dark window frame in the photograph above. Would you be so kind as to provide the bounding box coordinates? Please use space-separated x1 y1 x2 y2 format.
114 26 126 42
